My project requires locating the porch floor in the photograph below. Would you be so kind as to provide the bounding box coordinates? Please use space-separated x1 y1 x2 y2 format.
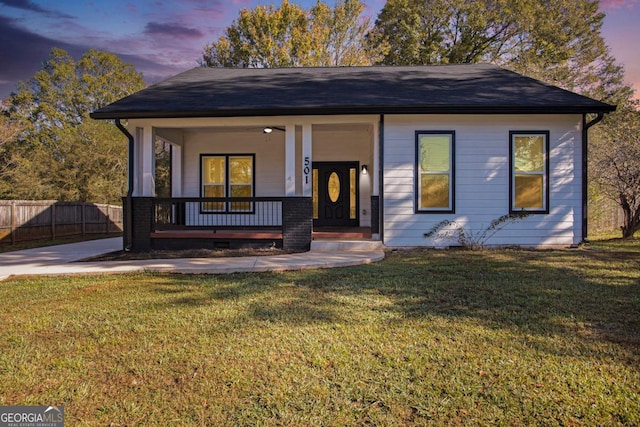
150 227 372 241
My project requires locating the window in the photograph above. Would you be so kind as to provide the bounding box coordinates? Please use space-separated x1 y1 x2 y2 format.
415 131 455 213
201 154 254 212
510 131 549 213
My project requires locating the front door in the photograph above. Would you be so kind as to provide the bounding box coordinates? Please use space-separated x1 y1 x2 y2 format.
313 162 359 227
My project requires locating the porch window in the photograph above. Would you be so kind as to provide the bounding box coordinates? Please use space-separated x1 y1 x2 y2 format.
201 154 254 212
415 131 455 213
510 131 549 213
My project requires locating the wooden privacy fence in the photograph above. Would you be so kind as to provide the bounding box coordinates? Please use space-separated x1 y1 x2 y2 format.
0 201 123 244
589 206 626 236
588 198 626 237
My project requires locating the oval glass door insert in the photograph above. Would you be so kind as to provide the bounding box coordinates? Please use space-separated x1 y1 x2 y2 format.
328 172 340 202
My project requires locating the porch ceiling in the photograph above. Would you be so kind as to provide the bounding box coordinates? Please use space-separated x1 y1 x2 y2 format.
157 123 372 134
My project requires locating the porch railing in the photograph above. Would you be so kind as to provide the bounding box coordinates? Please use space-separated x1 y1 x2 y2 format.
152 197 283 231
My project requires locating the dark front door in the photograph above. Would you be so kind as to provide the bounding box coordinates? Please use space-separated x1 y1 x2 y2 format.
313 162 359 227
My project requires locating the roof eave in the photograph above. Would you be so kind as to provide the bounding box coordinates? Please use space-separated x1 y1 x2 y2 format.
90 104 616 120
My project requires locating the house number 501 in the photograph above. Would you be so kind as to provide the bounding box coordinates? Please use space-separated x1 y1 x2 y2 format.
303 157 310 184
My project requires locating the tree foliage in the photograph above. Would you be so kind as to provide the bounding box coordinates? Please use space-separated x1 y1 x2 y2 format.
201 0 382 68
2 48 145 204
2 120 130 202
370 0 632 101
369 0 521 65
305 0 379 66
505 0 632 104
0 103 24 196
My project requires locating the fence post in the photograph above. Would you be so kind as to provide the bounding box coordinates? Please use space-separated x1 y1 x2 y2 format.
51 202 56 240
81 203 86 237
10 201 16 244
105 204 110 234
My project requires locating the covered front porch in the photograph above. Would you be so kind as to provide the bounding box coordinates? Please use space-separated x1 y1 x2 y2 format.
122 115 381 251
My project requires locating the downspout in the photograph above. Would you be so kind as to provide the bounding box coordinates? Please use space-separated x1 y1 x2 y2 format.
115 119 134 251
582 112 605 243
379 114 385 243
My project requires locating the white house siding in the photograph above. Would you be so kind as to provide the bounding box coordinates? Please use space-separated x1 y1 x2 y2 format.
382 115 583 248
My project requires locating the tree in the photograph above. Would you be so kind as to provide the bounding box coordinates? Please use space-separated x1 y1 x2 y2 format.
304 0 379 66
2 48 145 203
201 0 308 68
0 103 24 196
591 104 640 238
369 0 521 65
10 48 144 131
1 119 129 202
504 0 631 103
370 0 630 101
201 0 382 68
155 142 172 198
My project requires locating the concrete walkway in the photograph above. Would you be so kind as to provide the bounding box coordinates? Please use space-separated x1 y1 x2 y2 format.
0 238 385 281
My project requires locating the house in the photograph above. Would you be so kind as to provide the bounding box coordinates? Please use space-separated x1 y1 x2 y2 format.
90 64 615 251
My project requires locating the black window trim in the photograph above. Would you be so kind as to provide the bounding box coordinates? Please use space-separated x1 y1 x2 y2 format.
414 130 456 214
200 153 256 214
509 130 550 215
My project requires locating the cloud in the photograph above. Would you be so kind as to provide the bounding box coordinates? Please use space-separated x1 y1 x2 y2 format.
0 14 182 99
144 22 204 39
126 2 138 14
600 0 638 9
0 14 84 96
0 0 75 19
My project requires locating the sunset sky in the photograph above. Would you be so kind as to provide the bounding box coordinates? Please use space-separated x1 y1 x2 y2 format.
0 0 638 100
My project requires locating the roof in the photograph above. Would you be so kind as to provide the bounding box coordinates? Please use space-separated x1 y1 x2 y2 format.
90 64 615 119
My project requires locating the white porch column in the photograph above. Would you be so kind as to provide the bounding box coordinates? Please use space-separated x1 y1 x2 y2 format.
285 124 296 196
171 144 182 197
140 126 156 197
301 123 312 197
132 126 156 197
372 120 380 196
132 127 142 196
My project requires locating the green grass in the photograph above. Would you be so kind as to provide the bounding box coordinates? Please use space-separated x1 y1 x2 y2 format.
588 230 639 241
1 239 638 426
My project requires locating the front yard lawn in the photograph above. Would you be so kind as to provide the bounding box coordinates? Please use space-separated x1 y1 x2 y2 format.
1 240 638 425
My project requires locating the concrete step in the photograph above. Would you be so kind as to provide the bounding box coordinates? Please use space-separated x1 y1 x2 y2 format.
310 239 384 252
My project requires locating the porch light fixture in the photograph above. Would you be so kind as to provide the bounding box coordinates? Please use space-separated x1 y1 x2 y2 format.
361 164 368 175
263 126 285 134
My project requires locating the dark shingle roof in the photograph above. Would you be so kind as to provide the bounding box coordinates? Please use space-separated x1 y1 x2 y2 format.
90 64 615 119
